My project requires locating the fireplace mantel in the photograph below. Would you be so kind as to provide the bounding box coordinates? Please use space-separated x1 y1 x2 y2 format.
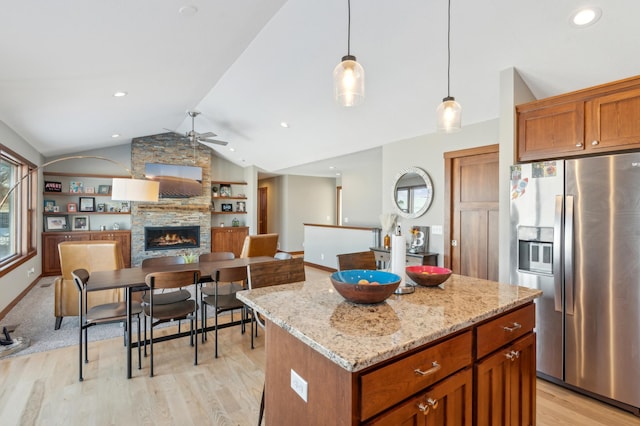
137 204 211 212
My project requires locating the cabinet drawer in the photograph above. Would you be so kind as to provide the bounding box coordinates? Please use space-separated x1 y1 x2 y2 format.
360 331 472 421
365 368 472 426
476 303 535 359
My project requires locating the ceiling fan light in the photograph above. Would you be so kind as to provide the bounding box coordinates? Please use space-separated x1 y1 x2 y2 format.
436 96 462 133
333 55 365 107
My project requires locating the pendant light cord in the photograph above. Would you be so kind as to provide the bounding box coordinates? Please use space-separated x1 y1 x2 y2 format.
347 0 352 55
446 0 451 97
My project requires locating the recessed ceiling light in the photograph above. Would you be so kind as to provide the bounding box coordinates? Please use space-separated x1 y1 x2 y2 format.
111 133 120 138
113 91 127 97
179 5 198 16
329 166 335 170
229 147 236 152
280 122 289 128
336 172 341 176
570 7 602 27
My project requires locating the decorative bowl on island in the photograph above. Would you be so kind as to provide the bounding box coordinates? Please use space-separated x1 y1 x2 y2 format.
406 265 452 287
330 270 401 304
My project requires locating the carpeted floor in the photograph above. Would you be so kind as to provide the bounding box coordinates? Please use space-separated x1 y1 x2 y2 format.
0 276 226 358
0 276 128 358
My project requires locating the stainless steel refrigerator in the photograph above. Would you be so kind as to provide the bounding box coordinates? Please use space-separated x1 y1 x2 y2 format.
510 152 640 415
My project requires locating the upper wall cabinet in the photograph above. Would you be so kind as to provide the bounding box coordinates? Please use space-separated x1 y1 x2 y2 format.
516 75 640 162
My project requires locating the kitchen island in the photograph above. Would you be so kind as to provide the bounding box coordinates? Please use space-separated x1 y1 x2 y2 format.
238 274 542 425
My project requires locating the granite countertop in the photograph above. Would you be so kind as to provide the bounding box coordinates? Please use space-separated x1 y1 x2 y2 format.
237 274 542 372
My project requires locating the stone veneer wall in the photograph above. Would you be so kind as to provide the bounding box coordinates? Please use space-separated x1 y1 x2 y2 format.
130 134 212 266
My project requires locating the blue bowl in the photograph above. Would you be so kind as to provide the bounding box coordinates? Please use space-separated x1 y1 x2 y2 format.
330 270 401 304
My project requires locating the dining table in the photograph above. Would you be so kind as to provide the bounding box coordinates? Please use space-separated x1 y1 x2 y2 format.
87 256 275 378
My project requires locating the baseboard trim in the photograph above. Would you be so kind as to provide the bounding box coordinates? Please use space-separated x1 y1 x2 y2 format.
0 274 42 321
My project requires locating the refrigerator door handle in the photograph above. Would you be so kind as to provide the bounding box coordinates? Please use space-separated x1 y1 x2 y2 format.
564 195 575 315
553 195 564 312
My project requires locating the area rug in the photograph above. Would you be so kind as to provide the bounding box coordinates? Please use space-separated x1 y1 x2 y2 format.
0 276 129 358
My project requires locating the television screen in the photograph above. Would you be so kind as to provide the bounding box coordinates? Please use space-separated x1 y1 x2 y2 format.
145 163 203 198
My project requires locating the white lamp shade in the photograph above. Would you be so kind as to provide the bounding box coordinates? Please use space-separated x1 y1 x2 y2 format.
111 178 159 202
436 97 462 133
333 55 365 107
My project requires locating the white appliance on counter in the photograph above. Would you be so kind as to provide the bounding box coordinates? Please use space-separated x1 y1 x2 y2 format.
510 153 640 416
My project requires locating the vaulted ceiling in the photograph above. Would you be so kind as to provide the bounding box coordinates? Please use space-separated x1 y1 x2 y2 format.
1 1 638 177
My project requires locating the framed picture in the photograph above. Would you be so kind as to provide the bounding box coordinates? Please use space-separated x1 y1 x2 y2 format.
120 201 130 213
236 201 246 212
85 186 95 194
219 184 232 197
98 185 111 194
69 181 83 193
44 199 56 212
221 203 233 212
72 215 89 231
96 203 105 212
44 181 62 192
79 197 95 212
67 203 77 213
44 215 69 232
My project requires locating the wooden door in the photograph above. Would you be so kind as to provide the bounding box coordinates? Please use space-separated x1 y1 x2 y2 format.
444 145 499 280
258 186 268 234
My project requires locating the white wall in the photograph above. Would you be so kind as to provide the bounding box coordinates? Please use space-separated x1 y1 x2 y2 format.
282 175 336 252
340 148 383 226
0 120 43 313
304 225 378 270
381 119 500 264
498 68 536 282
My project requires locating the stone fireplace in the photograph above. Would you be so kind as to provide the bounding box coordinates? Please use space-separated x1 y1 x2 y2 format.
145 225 200 251
130 134 212 265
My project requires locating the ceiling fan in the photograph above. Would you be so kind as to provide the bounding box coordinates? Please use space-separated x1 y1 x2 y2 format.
165 110 228 147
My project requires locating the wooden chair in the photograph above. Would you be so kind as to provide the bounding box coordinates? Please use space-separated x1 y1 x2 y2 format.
247 256 306 425
143 269 200 377
198 252 245 345
140 256 191 305
199 265 248 358
72 268 142 381
247 257 306 346
336 250 377 271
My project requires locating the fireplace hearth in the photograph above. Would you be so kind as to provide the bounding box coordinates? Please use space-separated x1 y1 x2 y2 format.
145 226 200 251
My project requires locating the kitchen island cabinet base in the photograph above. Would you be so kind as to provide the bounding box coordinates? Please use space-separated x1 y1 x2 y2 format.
263 303 536 425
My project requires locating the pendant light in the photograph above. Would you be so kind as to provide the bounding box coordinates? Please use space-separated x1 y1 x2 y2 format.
333 0 365 107
436 0 462 132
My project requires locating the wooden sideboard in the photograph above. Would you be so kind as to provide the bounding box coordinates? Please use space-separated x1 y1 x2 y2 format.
211 226 249 257
42 230 131 276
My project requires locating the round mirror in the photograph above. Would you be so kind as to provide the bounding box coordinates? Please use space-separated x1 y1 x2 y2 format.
392 167 433 218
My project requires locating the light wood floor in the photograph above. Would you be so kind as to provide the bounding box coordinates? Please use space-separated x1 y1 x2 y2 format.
1 267 638 425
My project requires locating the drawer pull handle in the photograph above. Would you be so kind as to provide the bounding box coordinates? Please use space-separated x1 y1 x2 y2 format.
417 397 439 415
503 322 521 332
505 350 520 361
414 361 441 376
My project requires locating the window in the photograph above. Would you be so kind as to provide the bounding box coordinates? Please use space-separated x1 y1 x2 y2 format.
0 145 37 275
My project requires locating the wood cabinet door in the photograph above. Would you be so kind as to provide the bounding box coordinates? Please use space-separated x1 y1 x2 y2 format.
517 101 585 161
42 232 91 276
366 368 472 426
211 227 248 257
475 333 536 426
585 87 640 152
